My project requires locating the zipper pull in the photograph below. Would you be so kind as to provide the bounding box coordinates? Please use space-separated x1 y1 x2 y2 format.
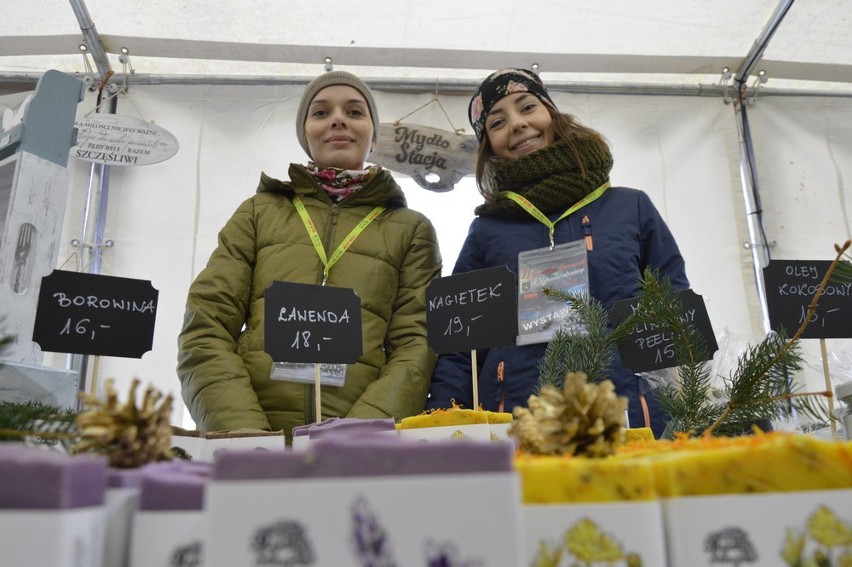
582 215 593 251
497 361 505 413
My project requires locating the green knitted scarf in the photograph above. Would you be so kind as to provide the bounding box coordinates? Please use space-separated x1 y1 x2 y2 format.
475 133 614 220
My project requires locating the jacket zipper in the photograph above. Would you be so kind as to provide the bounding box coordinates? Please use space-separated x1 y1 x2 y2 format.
321 203 340 286
497 361 505 413
305 203 340 421
582 214 593 251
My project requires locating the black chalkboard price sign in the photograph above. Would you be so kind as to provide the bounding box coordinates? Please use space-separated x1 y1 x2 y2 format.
763 260 852 339
32 270 158 358
609 289 718 373
264 281 362 364
426 266 517 354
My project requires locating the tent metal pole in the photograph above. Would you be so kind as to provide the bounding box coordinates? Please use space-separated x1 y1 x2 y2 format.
66 0 116 398
69 89 117 403
734 100 772 334
732 0 795 336
4 71 852 98
68 0 112 79
735 0 796 85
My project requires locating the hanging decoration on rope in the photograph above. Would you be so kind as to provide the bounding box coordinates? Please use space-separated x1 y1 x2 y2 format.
71 48 179 167
72 113 179 166
373 82 477 192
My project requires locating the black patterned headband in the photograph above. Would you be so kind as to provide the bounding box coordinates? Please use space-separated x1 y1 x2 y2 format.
468 68 557 142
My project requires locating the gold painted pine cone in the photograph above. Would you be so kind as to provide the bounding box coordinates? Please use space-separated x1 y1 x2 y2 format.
510 372 627 457
74 378 174 468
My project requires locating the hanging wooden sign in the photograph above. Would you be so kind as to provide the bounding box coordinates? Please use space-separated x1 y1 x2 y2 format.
72 114 179 166
374 123 477 192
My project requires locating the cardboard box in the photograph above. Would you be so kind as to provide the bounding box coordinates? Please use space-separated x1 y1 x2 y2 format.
129 510 205 567
206 472 523 566
523 500 667 566
663 488 852 566
397 422 507 443
171 432 285 461
0 507 106 567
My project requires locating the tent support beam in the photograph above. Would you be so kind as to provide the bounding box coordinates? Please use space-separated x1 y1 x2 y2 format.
732 0 794 336
67 0 116 399
735 0 796 85
68 0 112 79
4 72 852 98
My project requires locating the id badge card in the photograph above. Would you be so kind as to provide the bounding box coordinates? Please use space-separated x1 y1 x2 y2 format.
517 239 589 345
270 361 347 387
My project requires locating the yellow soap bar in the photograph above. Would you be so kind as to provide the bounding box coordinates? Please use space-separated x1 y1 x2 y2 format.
648 433 852 497
623 427 654 445
514 454 657 504
397 408 512 429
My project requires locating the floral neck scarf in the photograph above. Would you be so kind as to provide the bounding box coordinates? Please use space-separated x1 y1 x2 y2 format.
306 162 382 202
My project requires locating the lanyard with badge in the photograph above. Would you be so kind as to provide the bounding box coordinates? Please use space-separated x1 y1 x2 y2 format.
507 181 610 345
270 195 386 385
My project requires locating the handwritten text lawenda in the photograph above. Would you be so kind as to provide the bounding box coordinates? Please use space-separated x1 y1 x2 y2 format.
53 293 156 313
428 283 503 310
277 307 351 324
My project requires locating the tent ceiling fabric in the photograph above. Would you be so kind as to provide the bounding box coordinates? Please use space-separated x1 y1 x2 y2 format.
1 0 851 92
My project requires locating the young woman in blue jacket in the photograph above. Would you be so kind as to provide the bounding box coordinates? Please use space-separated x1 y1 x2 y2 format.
426 68 688 437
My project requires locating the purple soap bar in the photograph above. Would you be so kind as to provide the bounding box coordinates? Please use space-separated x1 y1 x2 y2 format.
0 443 108 509
213 436 513 481
309 436 514 477
136 465 209 511
292 417 397 440
213 449 313 481
107 467 144 489
142 459 214 478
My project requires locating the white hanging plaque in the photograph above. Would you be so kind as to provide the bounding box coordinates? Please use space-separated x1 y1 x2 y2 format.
72 114 179 166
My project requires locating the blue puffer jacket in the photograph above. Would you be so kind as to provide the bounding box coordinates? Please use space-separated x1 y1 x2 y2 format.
427 186 688 437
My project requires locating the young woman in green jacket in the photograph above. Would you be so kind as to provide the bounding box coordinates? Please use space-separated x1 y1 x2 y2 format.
178 71 442 441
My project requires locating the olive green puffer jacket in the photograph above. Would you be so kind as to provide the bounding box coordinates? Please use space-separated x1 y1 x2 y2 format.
178 164 442 439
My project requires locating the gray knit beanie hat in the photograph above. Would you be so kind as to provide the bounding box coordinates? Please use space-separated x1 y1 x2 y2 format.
295 71 380 159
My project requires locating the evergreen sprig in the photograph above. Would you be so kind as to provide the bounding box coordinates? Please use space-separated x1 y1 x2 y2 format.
537 290 618 390
536 238 850 439
718 332 802 427
0 400 79 449
828 240 852 285
0 332 80 448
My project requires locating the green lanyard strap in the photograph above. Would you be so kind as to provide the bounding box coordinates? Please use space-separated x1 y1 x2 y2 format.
503 181 611 248
293 195 386 285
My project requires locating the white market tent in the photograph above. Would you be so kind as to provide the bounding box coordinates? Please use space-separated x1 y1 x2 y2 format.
1 0 850 428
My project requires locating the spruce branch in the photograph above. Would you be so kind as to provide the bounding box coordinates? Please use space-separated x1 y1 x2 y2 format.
828 239 852 285
0 401 80 449
704 239 851 436
623 269 716 437
534 241 849 440
538 289 623 388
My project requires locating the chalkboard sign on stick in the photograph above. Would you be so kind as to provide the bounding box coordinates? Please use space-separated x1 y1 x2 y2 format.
32 270 158 358
609 289 718 373
763 260 852 339
426 266 517 354
264 282 362 364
